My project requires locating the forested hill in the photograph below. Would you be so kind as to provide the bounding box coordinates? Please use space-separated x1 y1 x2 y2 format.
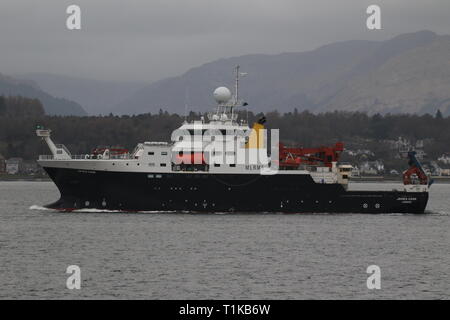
0 96 45 118
1 109 449 164
0 73 87 116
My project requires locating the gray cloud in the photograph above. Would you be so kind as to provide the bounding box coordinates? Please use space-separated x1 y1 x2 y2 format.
1 0 449 83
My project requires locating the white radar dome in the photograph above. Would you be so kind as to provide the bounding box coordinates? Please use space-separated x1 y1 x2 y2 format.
213 87 232 104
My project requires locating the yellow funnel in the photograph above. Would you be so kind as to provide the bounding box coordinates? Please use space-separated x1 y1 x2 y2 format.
246 117 266 149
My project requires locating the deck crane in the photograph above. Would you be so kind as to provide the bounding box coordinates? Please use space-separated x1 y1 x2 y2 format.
402 151 432 186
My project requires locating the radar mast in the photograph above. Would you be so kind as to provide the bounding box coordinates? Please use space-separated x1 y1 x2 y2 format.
208 66 247 124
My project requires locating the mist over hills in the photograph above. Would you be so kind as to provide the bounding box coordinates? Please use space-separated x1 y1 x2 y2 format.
113 30 450 116
0 73 86 116
17 73 145 116
7 30 450 117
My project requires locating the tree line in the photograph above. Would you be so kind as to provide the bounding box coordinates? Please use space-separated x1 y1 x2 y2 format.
0 101 449 161
0 95 45 118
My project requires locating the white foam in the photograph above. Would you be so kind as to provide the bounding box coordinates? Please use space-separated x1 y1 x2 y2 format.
72 208 123 213
29 205 174 213
29 205 54 211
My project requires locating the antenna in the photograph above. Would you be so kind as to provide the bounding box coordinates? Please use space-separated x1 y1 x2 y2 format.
234 65 248 105
234 65 240 105
233 65 248 123
184 87 190 123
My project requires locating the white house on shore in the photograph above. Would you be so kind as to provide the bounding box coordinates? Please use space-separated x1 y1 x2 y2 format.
5 158 23 174
438 153 450 164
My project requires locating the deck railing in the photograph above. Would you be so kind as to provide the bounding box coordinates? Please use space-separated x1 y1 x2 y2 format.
39 154 133 161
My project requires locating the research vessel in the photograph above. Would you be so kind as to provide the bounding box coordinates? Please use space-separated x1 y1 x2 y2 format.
36 67 430 213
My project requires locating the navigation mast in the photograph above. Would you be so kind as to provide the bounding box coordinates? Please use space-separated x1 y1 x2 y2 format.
235 65 240 105
232 65 247 122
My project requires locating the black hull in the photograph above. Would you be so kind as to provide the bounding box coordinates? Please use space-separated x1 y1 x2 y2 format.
42 167 429 214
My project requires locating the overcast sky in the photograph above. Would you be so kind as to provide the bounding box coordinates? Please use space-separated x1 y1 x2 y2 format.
1 0 449 83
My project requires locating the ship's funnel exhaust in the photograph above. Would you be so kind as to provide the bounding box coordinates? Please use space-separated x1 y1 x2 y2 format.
246 116 266 149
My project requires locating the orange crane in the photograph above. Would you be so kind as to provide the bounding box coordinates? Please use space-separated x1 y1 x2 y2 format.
279 142 344 168
402 151 430 185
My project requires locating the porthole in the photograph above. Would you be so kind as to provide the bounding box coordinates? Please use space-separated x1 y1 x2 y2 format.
363 203 368 209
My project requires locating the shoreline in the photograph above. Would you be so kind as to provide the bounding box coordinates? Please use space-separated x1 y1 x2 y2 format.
0 174 50 182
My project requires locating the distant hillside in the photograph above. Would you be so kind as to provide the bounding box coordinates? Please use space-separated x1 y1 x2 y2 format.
0 74 86 116
18 73 145 115
113 30 450 116
320 33 450 114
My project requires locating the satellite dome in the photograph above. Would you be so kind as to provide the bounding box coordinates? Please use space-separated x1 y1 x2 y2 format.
213 87 232 104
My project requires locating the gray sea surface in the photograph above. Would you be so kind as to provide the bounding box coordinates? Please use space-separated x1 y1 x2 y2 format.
0 181 449 299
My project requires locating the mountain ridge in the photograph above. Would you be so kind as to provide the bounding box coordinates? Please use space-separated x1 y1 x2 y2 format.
17 73 145 116
113 30 450 116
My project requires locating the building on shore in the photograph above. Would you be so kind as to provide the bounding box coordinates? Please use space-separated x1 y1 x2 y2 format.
5 158 24 174
359 160 385 175
351 166 360 177
438 153 450 164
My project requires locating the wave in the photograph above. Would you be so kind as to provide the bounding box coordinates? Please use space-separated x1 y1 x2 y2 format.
28 204 176 214
29 205 54 211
